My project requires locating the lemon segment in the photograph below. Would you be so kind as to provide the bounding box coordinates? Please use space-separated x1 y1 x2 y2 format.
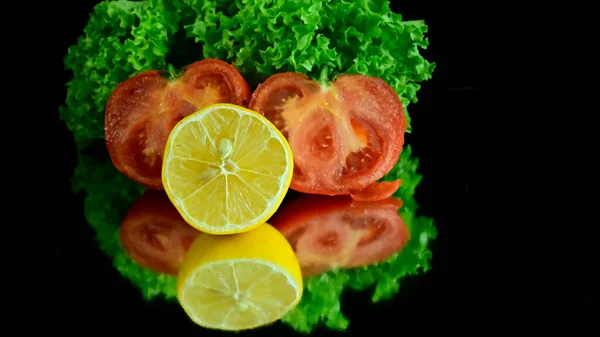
162 103 294 234
177 223 303 331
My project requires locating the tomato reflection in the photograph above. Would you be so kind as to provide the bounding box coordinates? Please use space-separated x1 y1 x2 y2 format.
270 195 409 277
119 190 200 275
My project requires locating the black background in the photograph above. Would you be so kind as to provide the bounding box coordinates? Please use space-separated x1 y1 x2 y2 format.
50 1 487 334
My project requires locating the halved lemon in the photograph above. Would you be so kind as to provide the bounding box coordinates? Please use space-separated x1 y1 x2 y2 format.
162 103 293 234
177 223 303 331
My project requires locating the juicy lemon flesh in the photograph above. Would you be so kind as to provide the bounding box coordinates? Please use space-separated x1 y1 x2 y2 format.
162 104 293 234
180 259 301 330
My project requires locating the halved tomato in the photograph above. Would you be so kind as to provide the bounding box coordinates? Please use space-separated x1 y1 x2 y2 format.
249 73 406 197
119 190 200 275
270 194 409 277
105 58 251 189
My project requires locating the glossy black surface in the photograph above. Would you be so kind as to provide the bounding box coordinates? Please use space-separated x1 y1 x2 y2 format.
50 1 486 334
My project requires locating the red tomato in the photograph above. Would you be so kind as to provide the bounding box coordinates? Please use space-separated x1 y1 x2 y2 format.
249 73 406 196
105 59 251 189
350 179 402 202
270 195 409 277
119 190 200 275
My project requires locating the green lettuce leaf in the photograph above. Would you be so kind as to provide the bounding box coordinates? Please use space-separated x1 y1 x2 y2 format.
61 0 436 333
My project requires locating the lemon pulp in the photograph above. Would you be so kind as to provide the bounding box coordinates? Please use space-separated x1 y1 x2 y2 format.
177 223 303 330
162 103 294 234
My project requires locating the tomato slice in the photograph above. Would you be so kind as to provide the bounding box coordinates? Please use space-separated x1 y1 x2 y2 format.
105 58 251 189
119 190 200 275
270 195 409 277
249 73 406 196
350 179 402 202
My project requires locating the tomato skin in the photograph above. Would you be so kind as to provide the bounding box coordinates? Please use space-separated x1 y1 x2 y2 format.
350 179 402 202
105 59 251 190
249 73 406 196
270 195 408 277
119 190 199 275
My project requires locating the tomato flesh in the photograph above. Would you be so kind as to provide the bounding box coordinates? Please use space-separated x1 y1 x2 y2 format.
249 73 406 196
270 195 409 277
106 59 251 189
119 190 200 275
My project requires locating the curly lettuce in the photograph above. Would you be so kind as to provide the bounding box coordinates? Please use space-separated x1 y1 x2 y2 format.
61 0 435 333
